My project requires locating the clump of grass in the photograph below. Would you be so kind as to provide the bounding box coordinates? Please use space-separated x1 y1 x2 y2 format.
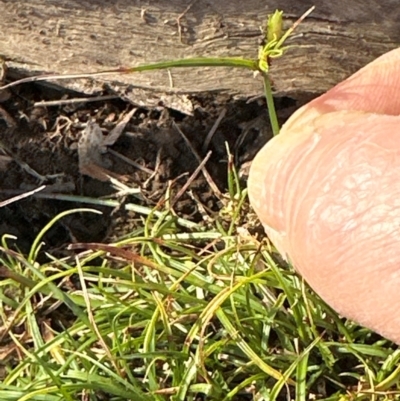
1 157 400 401
1 7 400 401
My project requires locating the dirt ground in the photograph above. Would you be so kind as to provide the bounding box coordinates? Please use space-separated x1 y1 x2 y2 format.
0 76 300 255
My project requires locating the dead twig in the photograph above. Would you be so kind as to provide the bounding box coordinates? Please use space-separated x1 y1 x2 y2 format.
176 0 197 44
33 94 119 108
0 139 63 183
202 107 226 152
107 149 154 175
172 121 223 199
143 147 162 188
0 185 46 208
170 150 212 208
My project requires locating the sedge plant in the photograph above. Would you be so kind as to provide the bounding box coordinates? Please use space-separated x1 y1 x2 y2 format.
0 7 314 137
6 7 391 401
2 7 400 401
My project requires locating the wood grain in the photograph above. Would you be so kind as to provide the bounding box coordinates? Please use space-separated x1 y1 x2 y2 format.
1 0 399 112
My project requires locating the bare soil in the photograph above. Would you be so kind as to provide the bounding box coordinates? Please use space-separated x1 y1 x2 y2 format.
0 78 300 255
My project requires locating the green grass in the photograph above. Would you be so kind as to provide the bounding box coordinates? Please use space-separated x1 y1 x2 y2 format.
1 6 398 400
1 161 400 401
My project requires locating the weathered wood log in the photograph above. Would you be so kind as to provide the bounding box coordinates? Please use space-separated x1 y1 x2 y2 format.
1 0 399 113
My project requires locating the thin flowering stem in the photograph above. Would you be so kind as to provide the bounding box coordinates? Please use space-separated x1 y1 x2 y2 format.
0 8 314 136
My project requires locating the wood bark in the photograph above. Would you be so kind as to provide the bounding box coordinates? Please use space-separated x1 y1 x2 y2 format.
1 0 399 113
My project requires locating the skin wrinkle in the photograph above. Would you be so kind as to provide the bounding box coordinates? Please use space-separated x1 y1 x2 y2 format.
289 134 351 227
263 156 287 229
304 215 400 270
283 133 326 241
293 168 400 318
284 115 369 257
298 149 400 255
299 242 393 310
257 138 308 233
294 115 400 225
327 263 400 323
